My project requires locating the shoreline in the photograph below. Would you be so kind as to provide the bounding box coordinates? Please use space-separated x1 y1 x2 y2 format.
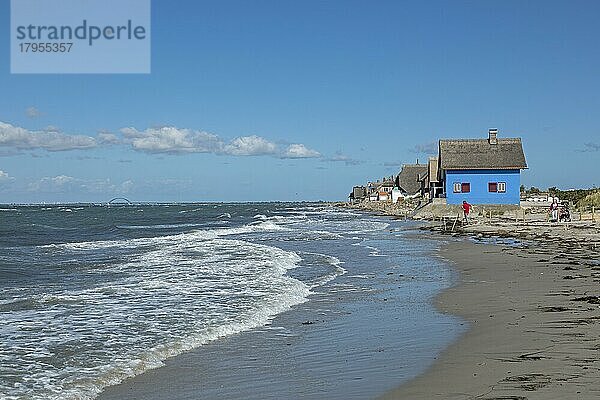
379 225 600 398
92 203 600 399
96 214 461 400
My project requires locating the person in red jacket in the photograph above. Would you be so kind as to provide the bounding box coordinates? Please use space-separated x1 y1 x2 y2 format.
462 200 472 224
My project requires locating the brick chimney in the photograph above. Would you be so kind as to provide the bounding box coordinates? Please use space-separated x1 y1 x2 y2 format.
488 128 498 145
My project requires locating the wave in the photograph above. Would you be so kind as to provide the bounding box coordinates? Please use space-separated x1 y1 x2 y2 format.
116 223 207 230
30 223 78 231
3 237 311 400
1 205 391 400
302 252 347 288
346 220 390 234
40 220 289 252
247 220 289 231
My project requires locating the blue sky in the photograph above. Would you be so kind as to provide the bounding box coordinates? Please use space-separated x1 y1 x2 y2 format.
1 0 599 203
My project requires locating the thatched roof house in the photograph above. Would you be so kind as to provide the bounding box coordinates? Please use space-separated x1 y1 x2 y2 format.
396 163 427 195
439 129 528 205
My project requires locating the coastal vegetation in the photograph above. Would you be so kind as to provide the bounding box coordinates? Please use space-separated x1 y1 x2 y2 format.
521 186 599 208
576 190 600 208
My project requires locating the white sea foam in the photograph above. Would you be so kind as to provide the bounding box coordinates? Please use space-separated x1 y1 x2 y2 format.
302 252 347 288
346 220 390 233
0 297 29 306
1 236 310 400
247 220 289 231
178 208 204 214
116 223 207 230
0 205 388 400
266 214 307 223
294 207 362 218
31 223 77 231
40 220 288 252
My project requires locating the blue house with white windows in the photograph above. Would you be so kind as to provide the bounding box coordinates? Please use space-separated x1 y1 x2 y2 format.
439 129 527 205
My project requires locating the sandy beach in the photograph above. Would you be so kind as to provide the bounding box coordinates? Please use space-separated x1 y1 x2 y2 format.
382 221 600 399
95 212 463 400
94 208 600 400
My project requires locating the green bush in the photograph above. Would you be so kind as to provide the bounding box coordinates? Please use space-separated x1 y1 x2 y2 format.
546 187 598 205
576 191 600 209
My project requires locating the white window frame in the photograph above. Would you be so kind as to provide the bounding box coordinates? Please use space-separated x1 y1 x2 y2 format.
453 182 461 193
498 182 506 193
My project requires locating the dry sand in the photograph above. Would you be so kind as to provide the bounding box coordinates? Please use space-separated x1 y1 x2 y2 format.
382 225 600 399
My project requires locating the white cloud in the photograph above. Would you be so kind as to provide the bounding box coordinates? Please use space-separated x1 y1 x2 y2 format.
28 175 134 194
222 135 277 156
26 107 42 118
578 142 600 152
28 175 77 192
0 121 97 151
1 120 322 159
410 141 438 154
0 170 12 182
120 180 134 193
79 178 134 194
123 127 223 154
98 132 121 144
325 152 362 166
122 126 320 160
120 127 148 139
51 175 76 185
280 144 321 159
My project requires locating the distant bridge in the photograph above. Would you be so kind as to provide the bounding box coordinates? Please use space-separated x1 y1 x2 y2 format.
107 197 133 205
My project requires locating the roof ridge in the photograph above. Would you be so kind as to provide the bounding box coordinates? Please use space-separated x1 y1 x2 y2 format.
440 138 522 143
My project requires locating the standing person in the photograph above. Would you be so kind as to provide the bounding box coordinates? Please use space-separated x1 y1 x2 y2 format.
462 200 472 224
549 197 559 222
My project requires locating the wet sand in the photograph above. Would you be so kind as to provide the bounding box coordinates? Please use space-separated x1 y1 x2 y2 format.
95 213 600 399
382 233 600 399
96 222 463 400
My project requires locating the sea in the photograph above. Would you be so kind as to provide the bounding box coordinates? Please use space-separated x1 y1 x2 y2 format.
0 203 464 400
